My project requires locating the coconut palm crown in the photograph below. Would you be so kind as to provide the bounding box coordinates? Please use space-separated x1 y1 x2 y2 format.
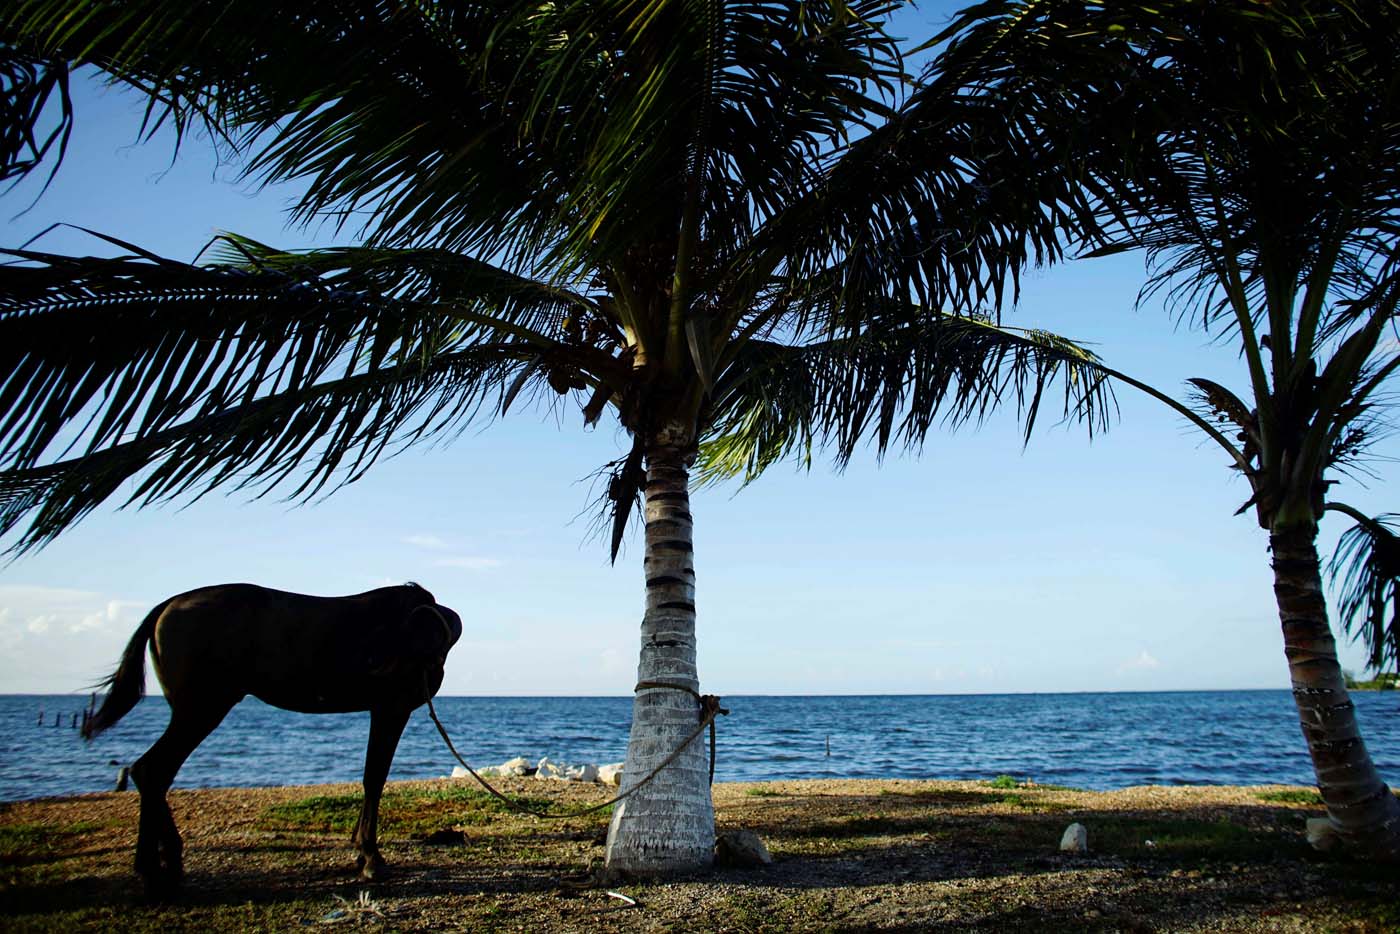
1 1 1112 875
926 0 1400 857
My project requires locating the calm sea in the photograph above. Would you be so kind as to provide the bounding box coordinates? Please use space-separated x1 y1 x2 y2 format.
2 690 1397 802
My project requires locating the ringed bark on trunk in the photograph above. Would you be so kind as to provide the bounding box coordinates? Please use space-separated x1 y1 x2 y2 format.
604 428 715 875
1272 525 1400 860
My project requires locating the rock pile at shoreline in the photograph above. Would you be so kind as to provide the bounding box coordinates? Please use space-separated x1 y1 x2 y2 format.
447 756 624 785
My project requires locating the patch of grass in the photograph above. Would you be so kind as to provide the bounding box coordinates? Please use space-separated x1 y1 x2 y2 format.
10 899 326 933
1255 788 1323 806
878 787 1002 805
1091 817 1298 862
996 793 1073 813
262 785 558 835
745 787 785 797
0 821 105 863
711 891 841 933
986 775 1019 789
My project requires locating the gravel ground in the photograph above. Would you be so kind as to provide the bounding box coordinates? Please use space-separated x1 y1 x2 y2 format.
1 777 1397 931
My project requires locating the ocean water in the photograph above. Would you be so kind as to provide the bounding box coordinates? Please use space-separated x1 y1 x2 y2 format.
2 690 1397 802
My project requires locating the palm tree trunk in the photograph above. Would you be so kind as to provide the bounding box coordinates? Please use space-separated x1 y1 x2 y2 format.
1271 524 1400 859
604 428 715 875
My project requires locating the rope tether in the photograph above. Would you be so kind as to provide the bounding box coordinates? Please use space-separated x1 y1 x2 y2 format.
425 681 728 820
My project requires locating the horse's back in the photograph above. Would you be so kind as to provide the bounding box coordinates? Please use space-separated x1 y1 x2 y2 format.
150 582 449 714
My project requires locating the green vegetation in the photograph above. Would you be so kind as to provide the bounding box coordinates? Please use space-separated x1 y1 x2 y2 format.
5 0 1400 868
6 779 1400 930
1255 789 1324 806
0 0 1118 875
1091 817 1300 863
1343 671 1399 691
986 775 1019 789
937 0 1400 853
0 821 104 862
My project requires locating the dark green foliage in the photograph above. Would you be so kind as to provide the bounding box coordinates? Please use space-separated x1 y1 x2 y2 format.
0 0 1115 560
927 0 1400 531
1328 513 1400 674
0 45 69 187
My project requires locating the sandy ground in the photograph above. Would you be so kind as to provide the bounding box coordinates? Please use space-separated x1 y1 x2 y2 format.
1 776 1398 931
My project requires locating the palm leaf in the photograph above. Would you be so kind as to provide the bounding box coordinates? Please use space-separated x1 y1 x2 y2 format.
698 309 1114 484
0 44 70 188
0 341 541 555
1328 511 1400 674
0 237 616 473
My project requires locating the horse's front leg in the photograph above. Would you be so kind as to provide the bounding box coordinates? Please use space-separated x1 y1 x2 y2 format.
131 701 235 899
354 706 412 881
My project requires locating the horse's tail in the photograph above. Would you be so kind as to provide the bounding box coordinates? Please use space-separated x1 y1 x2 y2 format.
83 599 168 740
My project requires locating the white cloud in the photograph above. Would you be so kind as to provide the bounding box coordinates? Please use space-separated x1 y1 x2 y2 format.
433 556 503 571
404 534 451 550
0 585 149 692
1118 650 1161 673
74 611 107 632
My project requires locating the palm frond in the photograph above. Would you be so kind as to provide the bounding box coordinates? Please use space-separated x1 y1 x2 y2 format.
0 342 541 555
0 238 616 475
0 44 70 189
1327 510 1400 674
928 0 1400 341
697 310 1114 485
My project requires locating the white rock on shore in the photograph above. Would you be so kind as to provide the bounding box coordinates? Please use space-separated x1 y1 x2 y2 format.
453 757 621 785
534 757 566 780
470 756 534 778
569 764 599 783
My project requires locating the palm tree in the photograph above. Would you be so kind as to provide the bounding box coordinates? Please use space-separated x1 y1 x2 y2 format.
0 1 1112 875
926 0 1400 858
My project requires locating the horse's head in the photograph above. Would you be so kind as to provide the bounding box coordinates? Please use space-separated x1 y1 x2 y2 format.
402 586 462 660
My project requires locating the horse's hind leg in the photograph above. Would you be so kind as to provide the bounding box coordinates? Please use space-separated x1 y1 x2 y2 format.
131 697 237 898
353 706 412 881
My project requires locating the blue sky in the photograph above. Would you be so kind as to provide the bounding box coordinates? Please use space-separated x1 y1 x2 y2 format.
1 7 1393 696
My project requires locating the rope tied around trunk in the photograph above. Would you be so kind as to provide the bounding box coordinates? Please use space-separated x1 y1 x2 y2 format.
633 680 728 784
424 681 727 820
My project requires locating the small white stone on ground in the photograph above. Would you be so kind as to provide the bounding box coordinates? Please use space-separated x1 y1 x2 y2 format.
450 765 469 779
715 830 773 867
1060 822 1089 853
599 763 624 786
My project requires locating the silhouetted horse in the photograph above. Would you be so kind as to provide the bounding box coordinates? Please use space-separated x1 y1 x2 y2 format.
83 582 462 897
